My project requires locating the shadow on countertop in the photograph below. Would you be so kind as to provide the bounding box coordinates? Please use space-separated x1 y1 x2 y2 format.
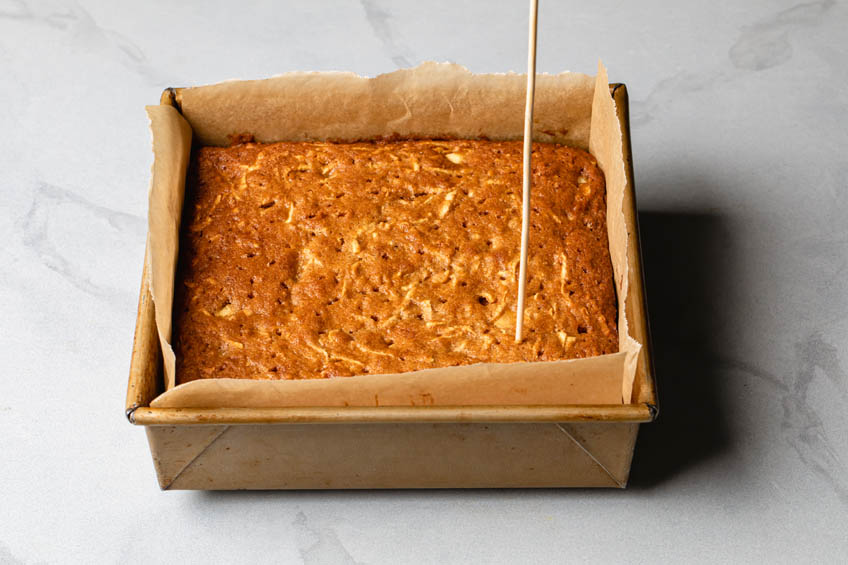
628 211 733 489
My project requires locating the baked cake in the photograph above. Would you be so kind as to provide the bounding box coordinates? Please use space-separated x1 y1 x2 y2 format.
174 140 617 383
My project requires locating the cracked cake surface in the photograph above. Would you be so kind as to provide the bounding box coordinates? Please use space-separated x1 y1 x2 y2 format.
174 139 617 383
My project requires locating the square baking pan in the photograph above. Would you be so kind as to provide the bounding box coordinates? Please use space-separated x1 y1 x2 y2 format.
126 81 657 489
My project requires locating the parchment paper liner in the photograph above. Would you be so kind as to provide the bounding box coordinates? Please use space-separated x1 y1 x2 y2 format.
146 62 640 408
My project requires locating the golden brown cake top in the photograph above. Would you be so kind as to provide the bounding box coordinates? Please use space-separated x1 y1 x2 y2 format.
174 139 617 382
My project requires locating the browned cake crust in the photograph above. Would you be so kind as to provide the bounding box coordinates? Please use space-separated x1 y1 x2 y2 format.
174 140 617 383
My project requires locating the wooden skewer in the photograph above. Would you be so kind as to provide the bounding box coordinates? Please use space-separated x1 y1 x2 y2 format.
515 0 538 343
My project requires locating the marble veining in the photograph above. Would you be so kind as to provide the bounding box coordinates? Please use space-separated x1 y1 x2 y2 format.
788 334 848 504
360 0 415 68
0 0 172 85
631 69 732 126
720 333 848 507
294 511 363 565
729 0 835 70
634 1 841 126
0 0 846 563
18 182 145 300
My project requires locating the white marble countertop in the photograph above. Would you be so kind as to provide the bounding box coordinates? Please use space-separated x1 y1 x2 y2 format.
2 0 847 562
